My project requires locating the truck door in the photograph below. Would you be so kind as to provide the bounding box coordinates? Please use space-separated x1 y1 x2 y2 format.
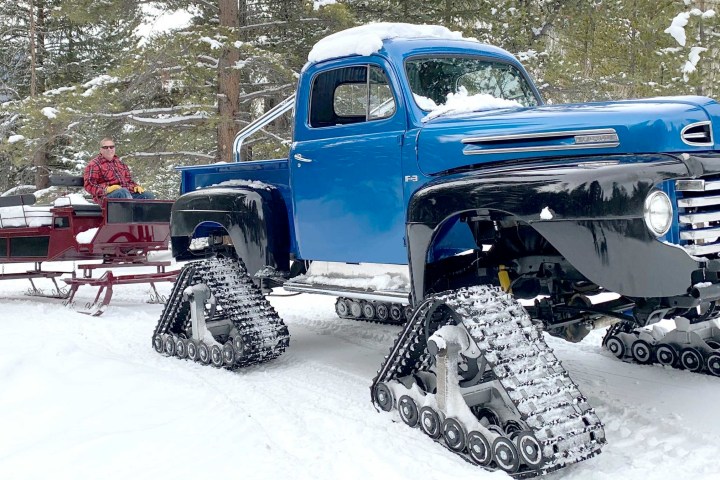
290 61 407 264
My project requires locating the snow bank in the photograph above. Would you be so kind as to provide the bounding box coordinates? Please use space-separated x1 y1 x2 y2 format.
76 227 98 244
421 87 521 121
308 23 472 63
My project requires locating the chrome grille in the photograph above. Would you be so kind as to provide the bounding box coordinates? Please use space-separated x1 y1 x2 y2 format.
676 176 720 257
681 121 713 147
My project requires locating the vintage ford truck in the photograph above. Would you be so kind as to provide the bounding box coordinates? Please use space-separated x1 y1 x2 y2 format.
152 24 720 476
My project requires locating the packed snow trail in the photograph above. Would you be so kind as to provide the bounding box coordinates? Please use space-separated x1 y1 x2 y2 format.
0 275 719 479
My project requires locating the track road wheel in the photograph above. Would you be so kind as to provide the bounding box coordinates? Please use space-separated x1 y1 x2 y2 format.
398 395 419 427
376 303 389 321
164 335 177 356
516 431 544 470
631 339 653 364
197 342 211 365
707 353 720 376
233 336 245 358
605 335 625 359
373 383 394 412
467 431 492 466
655 344 678 367
419 406 442 439
389 304 403 323
153 335 164 354
222 342 235 365
442 418 467 452
187 340 198 361
403 306 414 321
175 338 188 359
492 436 520 473
335 298 349 317
680 348 703 372
210 345 224 368
362 302 376 319
350 301 363 319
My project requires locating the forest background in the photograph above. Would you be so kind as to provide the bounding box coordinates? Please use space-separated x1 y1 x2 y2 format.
0 0 718 199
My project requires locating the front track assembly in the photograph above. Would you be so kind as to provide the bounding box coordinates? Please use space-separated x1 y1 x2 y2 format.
603 317 720 375
152 256 289 368
372 285 605 477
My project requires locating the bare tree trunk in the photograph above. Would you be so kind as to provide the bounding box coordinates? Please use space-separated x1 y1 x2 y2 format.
33 142 49 190
217 0 241 162
29 0 37 97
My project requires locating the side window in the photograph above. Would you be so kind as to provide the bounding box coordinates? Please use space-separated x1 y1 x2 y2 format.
310 65 396 128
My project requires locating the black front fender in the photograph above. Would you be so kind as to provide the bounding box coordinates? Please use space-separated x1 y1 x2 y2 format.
407 154 702 303
171 186 290 278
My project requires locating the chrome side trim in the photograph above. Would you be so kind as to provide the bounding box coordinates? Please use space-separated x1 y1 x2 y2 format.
463 142 619 156
283 281 411 304
462 128 619 155
461 128 618 144
681 121 713 147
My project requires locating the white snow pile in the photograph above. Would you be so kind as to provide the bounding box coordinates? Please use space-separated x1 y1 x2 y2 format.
683 46 707 80
308 23 473 64
135 4 194 44
200 37 223 50
0 205 52 228
41 107 59 119
7 135 25 144
53 193 93 207
665 12 691 46
213 179 274 191
76 227 99 244
82 75 119 97
540 207 554 220
313 0 337 10
421 86 521 122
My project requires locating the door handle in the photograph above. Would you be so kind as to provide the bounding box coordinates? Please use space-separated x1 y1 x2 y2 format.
294 153 313 163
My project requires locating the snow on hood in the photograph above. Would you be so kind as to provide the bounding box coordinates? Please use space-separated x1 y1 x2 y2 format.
307 23 472 63
420 87 522 122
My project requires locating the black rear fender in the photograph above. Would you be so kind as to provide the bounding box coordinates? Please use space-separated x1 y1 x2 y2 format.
170 186 290 279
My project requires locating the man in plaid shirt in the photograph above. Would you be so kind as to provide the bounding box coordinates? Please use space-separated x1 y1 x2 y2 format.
84 137 155 203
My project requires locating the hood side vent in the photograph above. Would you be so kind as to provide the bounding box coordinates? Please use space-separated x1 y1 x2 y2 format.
681 121 713 147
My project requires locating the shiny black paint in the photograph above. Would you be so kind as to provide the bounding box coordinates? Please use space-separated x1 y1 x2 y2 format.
171 187 290 279
407 153 720 303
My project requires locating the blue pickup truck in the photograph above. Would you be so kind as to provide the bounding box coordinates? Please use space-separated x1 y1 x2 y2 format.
152 24 720 476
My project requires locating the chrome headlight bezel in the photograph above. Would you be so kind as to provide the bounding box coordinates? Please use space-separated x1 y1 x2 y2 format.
644 190 673 237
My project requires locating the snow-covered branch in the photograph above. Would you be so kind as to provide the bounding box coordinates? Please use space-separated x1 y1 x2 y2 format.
238 83 294 103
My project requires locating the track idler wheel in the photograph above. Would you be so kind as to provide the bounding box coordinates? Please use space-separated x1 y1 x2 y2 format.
187 340 198 361
442 418 467 452
210 345 224 368
631 339 653 364
362 302 376 319
707 353 720 376
492 436 520 473
164 335 177 356
419 406 442 439
515 431 545 470
335 298 349 317
680 348 703 372
467 431 492 466
655 344 678 367
153 335 164 354
373 383 394 412
605 335 625 359
398 395 419 427
222 342 235 365
176 338 188 359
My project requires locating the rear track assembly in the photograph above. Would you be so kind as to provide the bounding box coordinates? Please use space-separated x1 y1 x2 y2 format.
371 285 605 477
603 318 720 375
152 256 289 368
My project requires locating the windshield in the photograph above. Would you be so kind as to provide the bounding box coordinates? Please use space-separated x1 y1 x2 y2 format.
405 56 540 111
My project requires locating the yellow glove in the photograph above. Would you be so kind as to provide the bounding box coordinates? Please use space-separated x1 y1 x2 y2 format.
133 185 145 194
106 185 121 193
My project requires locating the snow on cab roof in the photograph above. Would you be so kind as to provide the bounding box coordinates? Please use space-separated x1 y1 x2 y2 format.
307 22 476 64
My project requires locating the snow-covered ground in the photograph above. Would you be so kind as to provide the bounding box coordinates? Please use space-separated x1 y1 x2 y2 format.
1 259 719 480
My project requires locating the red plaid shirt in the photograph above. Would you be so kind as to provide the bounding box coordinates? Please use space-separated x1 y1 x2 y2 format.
83 154 139 203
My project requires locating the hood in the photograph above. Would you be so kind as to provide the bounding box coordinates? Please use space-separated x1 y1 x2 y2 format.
416 96 719 175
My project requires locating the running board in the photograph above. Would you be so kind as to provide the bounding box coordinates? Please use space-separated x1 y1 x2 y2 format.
283 281 411 304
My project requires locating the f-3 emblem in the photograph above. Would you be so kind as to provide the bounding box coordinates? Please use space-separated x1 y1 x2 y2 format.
404 175 418 182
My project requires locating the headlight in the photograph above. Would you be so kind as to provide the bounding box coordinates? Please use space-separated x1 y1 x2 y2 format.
644 190 673 236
